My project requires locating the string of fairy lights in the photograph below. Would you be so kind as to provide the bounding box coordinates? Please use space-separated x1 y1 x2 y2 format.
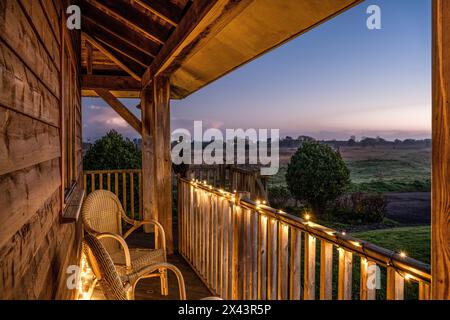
188 178 425 288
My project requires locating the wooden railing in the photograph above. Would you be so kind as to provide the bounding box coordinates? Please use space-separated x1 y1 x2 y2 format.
187 165 269 201
83 169 142 219
178 178 431 300
229 166 269 201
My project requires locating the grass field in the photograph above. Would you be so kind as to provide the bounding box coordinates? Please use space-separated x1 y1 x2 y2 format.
301 226 430 300
353 226 430 264
270 146 431 192
351 226 430 300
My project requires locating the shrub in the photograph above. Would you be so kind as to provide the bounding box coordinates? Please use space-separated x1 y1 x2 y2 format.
268 185 291 209
286 141 350 215
334 192 387 223
83 130 141 170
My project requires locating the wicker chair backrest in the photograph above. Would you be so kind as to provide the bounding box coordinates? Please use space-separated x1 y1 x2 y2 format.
82 190 124 251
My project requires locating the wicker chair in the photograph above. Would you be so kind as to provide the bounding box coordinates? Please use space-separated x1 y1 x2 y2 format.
83 233 186 300
82 190 169 295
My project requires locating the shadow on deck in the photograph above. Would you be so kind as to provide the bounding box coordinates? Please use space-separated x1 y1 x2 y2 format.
91 229 211 300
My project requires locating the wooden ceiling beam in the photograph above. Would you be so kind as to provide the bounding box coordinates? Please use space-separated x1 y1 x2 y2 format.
142 0 220 87
85 0 170 45
100 43 147 75
86 43 93 75
83 19 153 68
82 1 160 57
83 32 142 81
141 0 253 88
132 0 184 27
95 89 142 134
82 75 141 91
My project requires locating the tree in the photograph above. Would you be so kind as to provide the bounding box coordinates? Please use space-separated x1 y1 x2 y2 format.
83 130 141 170
286 141 350 215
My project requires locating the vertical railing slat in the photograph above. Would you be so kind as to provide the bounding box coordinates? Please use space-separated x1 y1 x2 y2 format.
217 195 223 296
227 201 234 299
130 172 135 218
338 249 353 300
222 201 230 299
114 173 119 196
122 172 127 215
289 229 302 300
107 173 111 191
386 267 404 300
419 282 431 300
277 223 289 300
91 173 95 192
320 241 333 300
267 218 278 300
360 258 377 300
250 211 258 299
231 202 242 300
304 234 316 300
212 194 218 293
244 209 251 299
258 214 268 300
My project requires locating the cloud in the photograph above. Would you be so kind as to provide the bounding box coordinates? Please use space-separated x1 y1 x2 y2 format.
89 105 103 110
83 104 139 141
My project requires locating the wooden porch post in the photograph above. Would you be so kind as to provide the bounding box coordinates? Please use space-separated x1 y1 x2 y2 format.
141 76 173 254
432 0 450 300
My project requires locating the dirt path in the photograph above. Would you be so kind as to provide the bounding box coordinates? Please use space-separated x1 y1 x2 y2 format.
385 192 430 225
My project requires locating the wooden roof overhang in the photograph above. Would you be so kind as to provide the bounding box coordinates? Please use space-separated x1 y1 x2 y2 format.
80 0 362 100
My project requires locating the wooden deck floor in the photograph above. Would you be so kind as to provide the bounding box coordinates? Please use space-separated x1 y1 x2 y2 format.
91 229 212 300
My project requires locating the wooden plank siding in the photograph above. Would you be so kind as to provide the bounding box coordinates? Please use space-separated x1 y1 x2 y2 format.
0 0 83 300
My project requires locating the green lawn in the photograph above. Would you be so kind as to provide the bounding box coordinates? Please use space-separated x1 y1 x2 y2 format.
353 226 430 264
302 226 431 300
350 226 430 300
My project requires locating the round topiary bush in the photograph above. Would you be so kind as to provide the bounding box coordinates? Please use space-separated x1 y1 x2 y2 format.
286 141 350 215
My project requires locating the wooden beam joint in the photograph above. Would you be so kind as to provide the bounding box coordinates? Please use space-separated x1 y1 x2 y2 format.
94 89 142 134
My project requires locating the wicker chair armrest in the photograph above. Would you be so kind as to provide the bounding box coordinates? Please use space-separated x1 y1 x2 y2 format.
122 220 166 253
127 263 186 300
94 232 132 271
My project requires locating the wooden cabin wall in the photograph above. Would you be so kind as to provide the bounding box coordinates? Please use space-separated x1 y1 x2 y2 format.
0 0 82 299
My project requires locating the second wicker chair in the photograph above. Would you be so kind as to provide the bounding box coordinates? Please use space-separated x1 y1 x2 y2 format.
82 190 169 296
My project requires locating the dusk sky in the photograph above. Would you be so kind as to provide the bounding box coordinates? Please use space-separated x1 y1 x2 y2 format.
82 0 431 142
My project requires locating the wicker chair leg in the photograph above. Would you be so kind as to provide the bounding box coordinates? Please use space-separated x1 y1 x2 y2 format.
160 268 169 296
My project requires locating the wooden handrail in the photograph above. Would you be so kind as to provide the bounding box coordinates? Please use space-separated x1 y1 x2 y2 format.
178 177 431 300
